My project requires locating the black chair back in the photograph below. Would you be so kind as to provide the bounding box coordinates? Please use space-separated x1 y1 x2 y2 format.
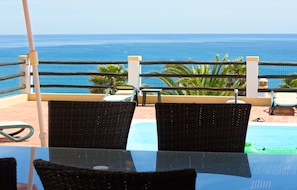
155 103 251 152
48 101 136 149
34 159 196 190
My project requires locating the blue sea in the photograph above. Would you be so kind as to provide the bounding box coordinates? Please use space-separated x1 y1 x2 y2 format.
1 34 297 95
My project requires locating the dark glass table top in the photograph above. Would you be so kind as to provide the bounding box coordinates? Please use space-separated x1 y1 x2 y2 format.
1 146 297 190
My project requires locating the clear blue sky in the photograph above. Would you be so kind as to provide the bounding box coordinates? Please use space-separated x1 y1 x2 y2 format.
0 0 296 35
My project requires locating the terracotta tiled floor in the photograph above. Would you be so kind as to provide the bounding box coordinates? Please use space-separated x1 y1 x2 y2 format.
0 101 296 147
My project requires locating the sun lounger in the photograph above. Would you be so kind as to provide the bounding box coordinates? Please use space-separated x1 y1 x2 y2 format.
102 84 138 105
0 121 34 142
269 90 297 115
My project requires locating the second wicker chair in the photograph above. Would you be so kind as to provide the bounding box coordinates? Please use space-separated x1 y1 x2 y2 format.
155 103 251 152
34 159 197 190
48 101 136 149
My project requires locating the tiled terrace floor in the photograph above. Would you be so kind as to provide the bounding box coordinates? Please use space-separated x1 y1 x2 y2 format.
0 101 296 147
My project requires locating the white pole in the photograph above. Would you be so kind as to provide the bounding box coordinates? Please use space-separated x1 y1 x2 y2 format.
27 147 36 190
22 0 47 147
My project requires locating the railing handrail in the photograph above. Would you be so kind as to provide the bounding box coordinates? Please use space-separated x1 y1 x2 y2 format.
0 73 25 81
0 61 25 67
38 72 127 76
0 85 26 94
38 84 107 89
140 60 246 65
39 60 127 64
259 61 297 66
140 73 246 78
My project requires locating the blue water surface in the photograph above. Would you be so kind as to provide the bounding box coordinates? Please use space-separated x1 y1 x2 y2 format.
1 34 297 95
2 34 297 62
127 120 297 151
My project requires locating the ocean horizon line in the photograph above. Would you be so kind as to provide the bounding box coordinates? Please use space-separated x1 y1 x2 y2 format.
1 33 297 36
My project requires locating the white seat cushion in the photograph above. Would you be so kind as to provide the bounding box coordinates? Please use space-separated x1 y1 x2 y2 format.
102 95 132 102
226 100 246 104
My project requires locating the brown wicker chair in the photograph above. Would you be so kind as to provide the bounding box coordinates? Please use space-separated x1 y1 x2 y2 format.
48 101 136 149
155 103 251 152
0 157 17 190
34 159 197 190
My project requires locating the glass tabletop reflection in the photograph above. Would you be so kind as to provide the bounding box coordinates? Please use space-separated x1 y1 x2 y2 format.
1 146 297 190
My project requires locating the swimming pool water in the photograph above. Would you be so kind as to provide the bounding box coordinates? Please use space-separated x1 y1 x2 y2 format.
126 120 297 151
246 124 297 149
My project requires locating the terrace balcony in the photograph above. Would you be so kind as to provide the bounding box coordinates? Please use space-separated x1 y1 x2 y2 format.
0 55 296 147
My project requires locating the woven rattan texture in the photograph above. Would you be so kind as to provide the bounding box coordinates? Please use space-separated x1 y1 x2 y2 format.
34 159 196 190
155 103 251 152
0 157 17 190
48 101 136 149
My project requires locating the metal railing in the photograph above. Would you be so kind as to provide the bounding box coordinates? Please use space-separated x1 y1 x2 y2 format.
0 61 26 96
36 60 127 91
1 57 297 97
258 61 297 92
36 60 248 94
140 60 247 94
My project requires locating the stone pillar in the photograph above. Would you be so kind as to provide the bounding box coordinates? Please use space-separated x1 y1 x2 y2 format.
246 56 259 98
18 55 32 94
128 56 142 90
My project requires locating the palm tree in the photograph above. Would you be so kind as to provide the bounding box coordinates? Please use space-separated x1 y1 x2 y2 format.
221 56 246 95
151 54 245 96
278 73 297 88
89 64 128 94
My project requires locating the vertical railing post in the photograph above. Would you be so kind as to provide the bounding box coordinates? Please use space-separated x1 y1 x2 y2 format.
18 55 32 94
128 56 142 90
246 56 259 98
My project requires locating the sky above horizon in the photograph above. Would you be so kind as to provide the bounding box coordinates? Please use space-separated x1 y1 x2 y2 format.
0 0 296 35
